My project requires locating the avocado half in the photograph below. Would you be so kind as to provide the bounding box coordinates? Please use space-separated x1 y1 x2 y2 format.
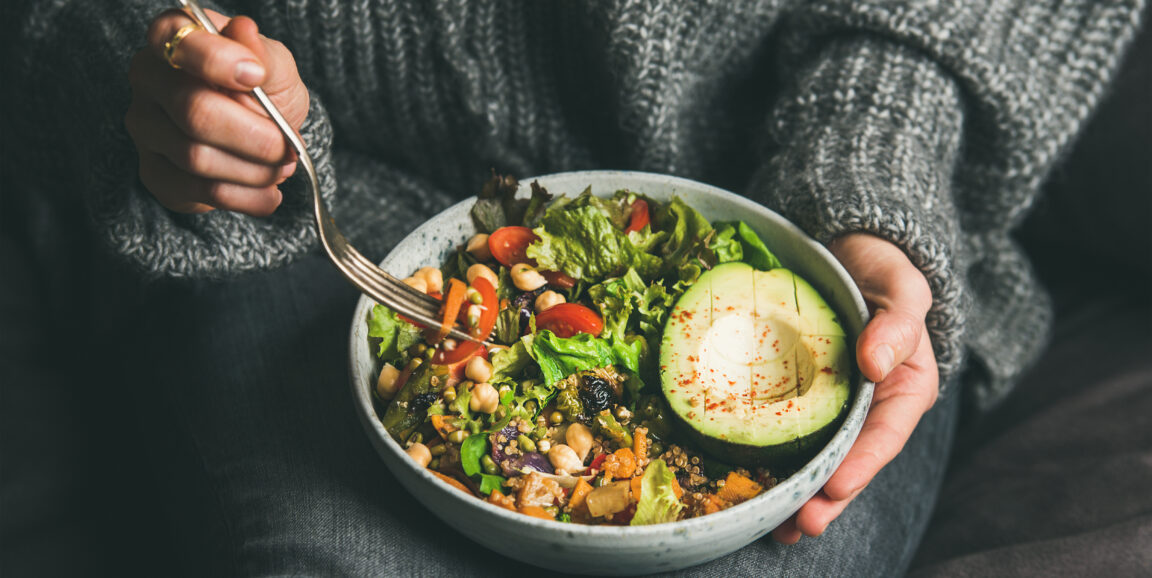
658 262 851 467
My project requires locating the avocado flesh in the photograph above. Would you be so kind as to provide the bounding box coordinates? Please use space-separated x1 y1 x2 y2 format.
659 263 851 467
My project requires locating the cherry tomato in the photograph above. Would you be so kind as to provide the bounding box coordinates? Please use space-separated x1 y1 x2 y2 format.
488 226 537 268
624 199 650 233
534 303 604 338
489 226 578 287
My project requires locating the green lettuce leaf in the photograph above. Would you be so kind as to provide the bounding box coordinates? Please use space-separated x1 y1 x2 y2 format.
713 221 782 271
655 197 714 279
493 306 522 345
708 223 744 265
490 340 534 382
587 268 675 351
528 331 616 386
368 304 423 361
526 203 661 281
630 459 684 526
460 433 488 477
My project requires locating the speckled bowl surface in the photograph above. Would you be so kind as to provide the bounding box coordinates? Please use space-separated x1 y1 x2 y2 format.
348 171 873 575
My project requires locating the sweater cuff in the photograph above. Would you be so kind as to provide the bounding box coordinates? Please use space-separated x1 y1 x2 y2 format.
749 36 968 385
92 91 337 279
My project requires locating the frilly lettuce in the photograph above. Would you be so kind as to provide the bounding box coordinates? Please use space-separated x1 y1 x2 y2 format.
587 268 674 342
526 200 662 281
368 304 423 361
631 458 684 526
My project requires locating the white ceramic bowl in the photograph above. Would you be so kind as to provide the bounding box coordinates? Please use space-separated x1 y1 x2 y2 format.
348 170 873 575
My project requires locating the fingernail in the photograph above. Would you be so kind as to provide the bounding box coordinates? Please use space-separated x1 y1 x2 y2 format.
280 162 297 178
235 60 265 87
873 344 895 377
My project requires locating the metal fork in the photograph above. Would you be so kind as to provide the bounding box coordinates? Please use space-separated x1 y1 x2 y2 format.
178 0 480 344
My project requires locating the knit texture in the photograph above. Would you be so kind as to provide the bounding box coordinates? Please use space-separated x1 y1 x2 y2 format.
3 0 1144 409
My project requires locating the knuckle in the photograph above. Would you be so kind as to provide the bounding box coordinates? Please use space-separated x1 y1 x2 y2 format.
181 90 219 137
888 311 923 349
145 18 169 49
183 142 212 174
204 181 231 206
250 125 285 162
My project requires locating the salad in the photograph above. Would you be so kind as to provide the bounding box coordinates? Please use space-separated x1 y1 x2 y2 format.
369 174 850 525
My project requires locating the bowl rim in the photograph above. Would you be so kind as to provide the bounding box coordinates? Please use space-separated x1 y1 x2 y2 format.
347 169 874 538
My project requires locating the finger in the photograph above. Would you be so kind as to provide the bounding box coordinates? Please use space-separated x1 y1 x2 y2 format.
219 17 311 129
771 515 803 544
133 55 292 164
793 485 870 538
138 151 283 217
127 101 296 187
857 306 926 383
147 9 267 91
830 234 933 382
823 331 938 502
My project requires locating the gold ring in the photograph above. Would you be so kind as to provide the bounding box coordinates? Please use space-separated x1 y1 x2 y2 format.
163 22 199 70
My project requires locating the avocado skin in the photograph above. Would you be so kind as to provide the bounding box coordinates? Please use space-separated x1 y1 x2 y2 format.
669 396 849 468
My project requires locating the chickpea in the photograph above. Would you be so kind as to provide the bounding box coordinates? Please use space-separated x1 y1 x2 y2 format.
469 382 499 414
465 304 483 328
548 444 583 473
565 422 593 461
466 263 498 288
406 442 432 468
510 263 548 291
376 363 401 400
466 234 492 262
413 266 443 294
534 290 566 313
401 276 428 293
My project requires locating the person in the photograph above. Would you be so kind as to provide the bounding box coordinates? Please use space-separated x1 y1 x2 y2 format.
2 0 1143 575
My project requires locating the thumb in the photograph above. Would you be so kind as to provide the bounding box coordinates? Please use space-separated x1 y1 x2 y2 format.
220 16 308 130
829 234 933 383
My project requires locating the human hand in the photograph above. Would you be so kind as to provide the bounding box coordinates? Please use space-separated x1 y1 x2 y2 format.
773 233 939 543
126 9 309 216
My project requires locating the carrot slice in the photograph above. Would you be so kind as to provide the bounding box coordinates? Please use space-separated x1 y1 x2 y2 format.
430 470 474 496
632 427 648 464
716 472 763 503
568 478 594 512
487 489 517 511
518 505 555 520
429 415 458 440
436 278 467 342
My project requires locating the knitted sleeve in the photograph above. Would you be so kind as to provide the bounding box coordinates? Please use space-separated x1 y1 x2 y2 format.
5 0 335 279
750 0 1144 399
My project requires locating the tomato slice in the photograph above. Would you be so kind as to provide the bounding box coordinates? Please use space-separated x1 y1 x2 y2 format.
488 226 537 268
433 276 499 365
468 277 499 341
624 199 650 233
534 303 604 338
445 345 488 380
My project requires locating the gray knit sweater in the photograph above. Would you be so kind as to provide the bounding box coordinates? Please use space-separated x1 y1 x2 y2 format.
4 0 1144 410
